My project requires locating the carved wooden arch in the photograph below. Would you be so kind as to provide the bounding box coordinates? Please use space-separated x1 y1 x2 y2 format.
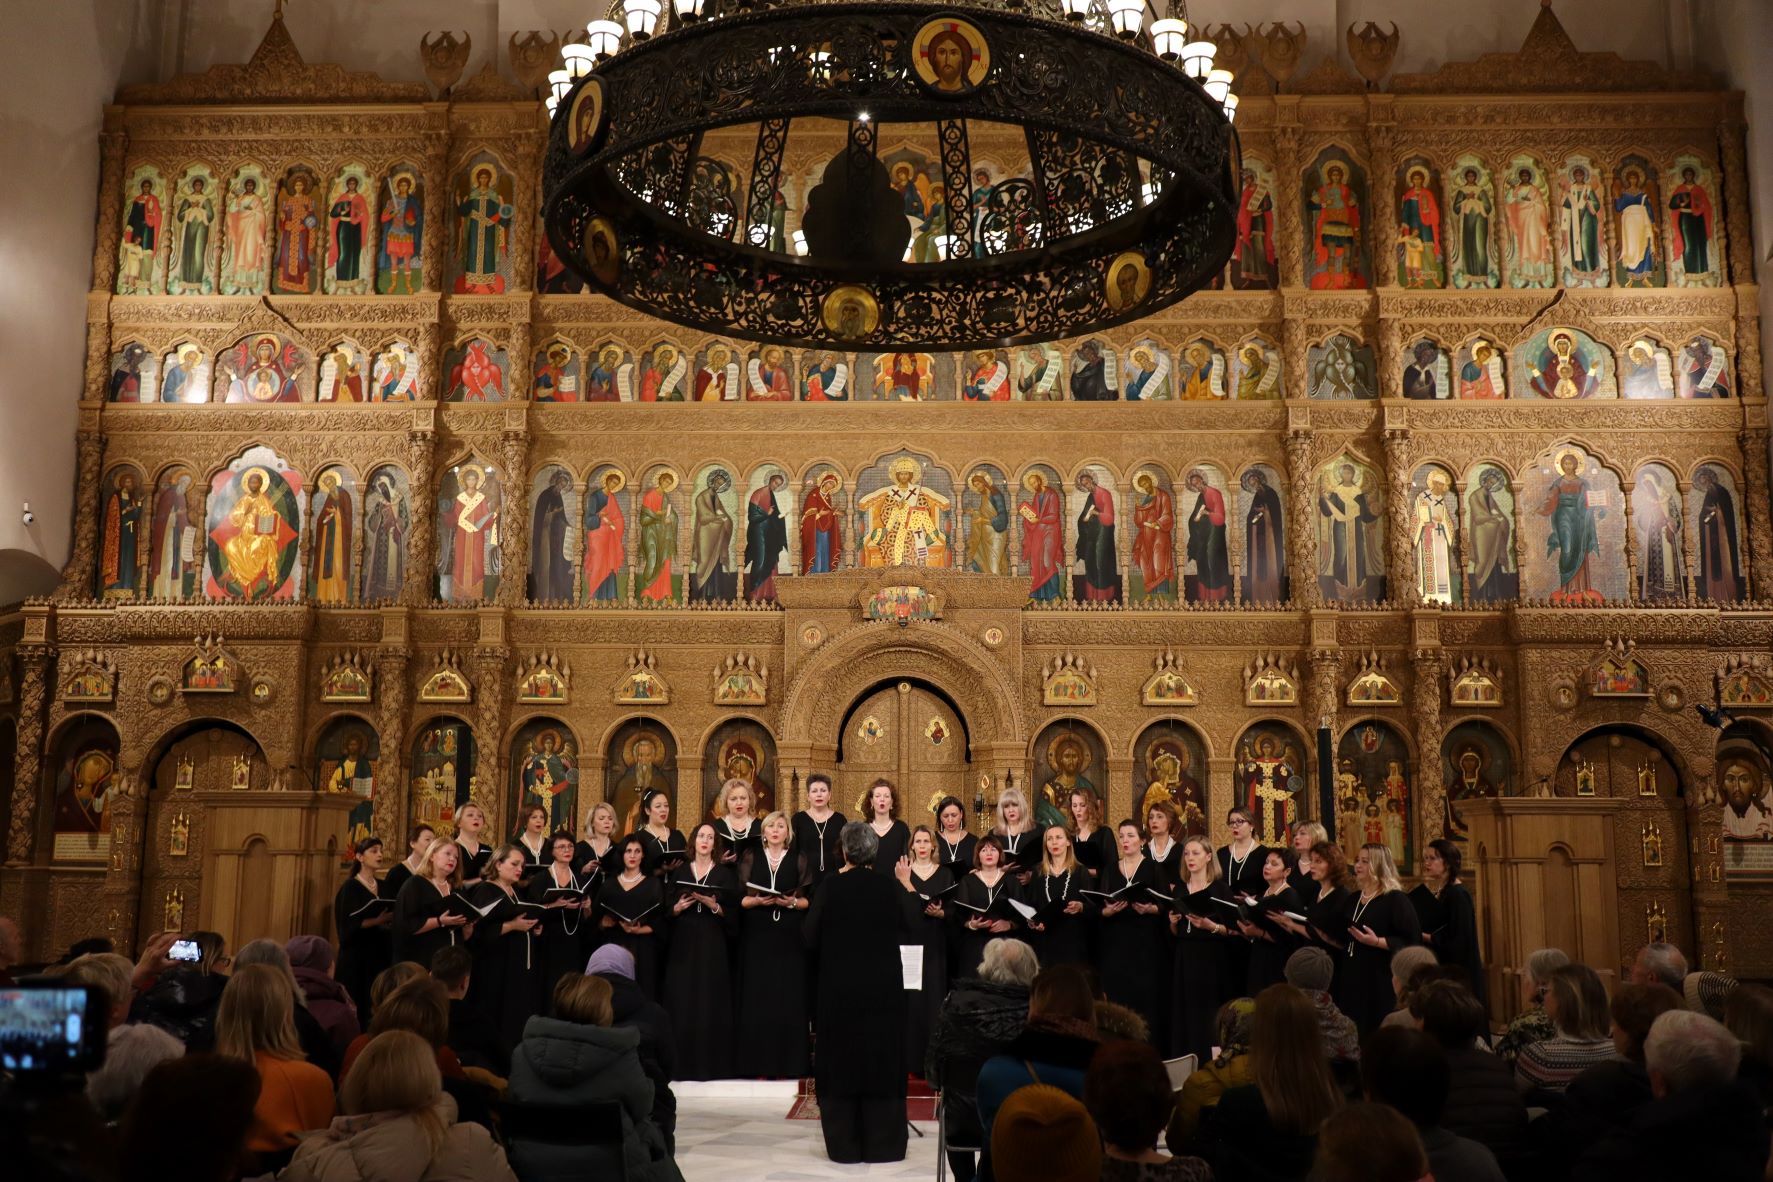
778 621 1024 750
128 714 271 778
1130 714 1217 761
1538 718 1710 790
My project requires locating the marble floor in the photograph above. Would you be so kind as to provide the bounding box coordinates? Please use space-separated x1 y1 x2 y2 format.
675 1080 942 1181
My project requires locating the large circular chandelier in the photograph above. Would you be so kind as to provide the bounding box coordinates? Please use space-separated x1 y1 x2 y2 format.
541 0 1239 350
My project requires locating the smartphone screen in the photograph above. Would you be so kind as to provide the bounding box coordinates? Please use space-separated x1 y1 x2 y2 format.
168 939 201 962
0 985 105 1073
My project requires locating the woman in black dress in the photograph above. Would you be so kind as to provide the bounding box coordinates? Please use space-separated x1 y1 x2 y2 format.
597 833 667 998
380 823 435 901
1143 800 1184 885
512 803 551 886
1094 820 1171 1043
791 773 845 889
527 832 593 996
393 837 476 968
737 811 812 1079
933 796 976 871
1169 836 1237 1059
1286 821 1328 896
574 800 619 883
1336 842 1423 1033
1026 822 1091 968
636 788 687 876
1237 848 1306 994
993 787 1038 878
663 822 739 1079
453 802 493 886
1067 788 1113 879
893 825 952 1076
334 836 394 1021
714 779 764 866
1216 806 1270 996
950 833 1022 979
861 778 911 874
468 844 542 1048
1410 838 1487 1007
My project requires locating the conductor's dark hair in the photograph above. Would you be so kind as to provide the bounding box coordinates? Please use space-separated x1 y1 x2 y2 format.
973 831 1005 870
840 820 878 867
1427 838 1463 879
430 944 473 991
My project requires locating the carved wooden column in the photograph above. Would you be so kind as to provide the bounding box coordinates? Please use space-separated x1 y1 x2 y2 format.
1375 306 1403 399
404 428 437 605
511 130 543 292
1272 114 1304 289
374 648 411 842
1719 99 1756 287
420 128 451 293
1367 114 1398 290
1412 645 1446 845
90 125 129 294
497 428 532 605
1509 477 1532 602
1382 428 1416 604
509 323 534 402
57 428 106 599
417 322 443 402
1283 429 1318 605
7 644 52 861
1620 477 1640 602
1739 427 1773 598
1280 314 1309 409
472 645 511 830
1689 769 1729 971
1452 474 1473 603
99 765 148 952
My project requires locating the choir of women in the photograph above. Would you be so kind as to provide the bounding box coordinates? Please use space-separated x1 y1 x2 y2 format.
354 776 1437 1086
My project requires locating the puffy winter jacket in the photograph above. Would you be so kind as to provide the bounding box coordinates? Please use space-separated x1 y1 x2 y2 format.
281 1095 517 1182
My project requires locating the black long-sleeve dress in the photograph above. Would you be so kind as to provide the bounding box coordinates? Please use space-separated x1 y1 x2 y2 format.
900 863 954 1077
936 830 977 872
513 834 550 888
573 835 614 882
393 876 467 969
950 870 1023 979
455 838 494 884
662 863 739 1080
467 882 541 1049
380 859 418 902
1244 884 1306 994
736 850 811 1079
1216 842 1272 992
637 827 687 876
716 817 764 867
1071 827 1114 879
1144 837 1183 886
596 873 667 998
1336 889 1423 1033
791 810 847 890
1302 882 1354 966
334 874 392 1020
1409 881 1487 1007
1028 866 1092 968
525 863 593 997
1171 880 1237 1059
996 828 1038 875
1287 857 1315 898
1094 857 1171 1043
868 819 912 874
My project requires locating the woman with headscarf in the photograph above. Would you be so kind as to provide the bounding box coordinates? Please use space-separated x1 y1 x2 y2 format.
589 945 679 1152
1168 997 1256 1152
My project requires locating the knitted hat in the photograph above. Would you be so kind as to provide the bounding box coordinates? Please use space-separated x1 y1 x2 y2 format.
1683 971 1737 1020
285 934 335 974
1285 946 1335 993
990 1085 1101 1182
586 944 637 980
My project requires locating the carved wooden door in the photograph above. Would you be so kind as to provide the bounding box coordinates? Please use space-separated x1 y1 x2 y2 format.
839 681 970 823
135 726 271 939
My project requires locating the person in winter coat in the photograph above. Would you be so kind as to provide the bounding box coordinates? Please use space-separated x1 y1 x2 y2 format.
589 944 678 1152
128 930 229 1050
287 934 362 1059
282 1030 517 1182
505 973 684 1182
976 965 1103 1182
926 938 1038 1182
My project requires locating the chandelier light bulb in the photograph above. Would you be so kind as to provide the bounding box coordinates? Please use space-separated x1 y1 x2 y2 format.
548 71 574 102
1150 17 1187 59
1106 0 1145 39
673 0 707 21
1181 39 1217 79
1204 68 1233 102
792 229 808 256
560 43 596 78
586 18 625 60
545 95 560 115
1221 92 1239 122
624 0 663 39
1060 0 1092 22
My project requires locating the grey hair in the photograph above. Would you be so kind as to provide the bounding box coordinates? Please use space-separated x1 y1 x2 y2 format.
86 1023 185 1120
1645 1010 1741 1092
64 952 135 1021
1638 942 1688 992
1390 944 1438 986
234 937 309 1009
1524 947 1570 989
978 938 1040 988
839 820 879 867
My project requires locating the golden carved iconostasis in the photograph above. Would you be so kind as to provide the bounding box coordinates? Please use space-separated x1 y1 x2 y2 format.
1 8 1771 986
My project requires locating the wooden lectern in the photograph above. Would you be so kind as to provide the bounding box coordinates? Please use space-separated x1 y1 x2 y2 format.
196 790 357 952
1462 797 1621 1024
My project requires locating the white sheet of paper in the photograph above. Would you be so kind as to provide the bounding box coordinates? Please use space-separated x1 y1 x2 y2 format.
900 944 924 990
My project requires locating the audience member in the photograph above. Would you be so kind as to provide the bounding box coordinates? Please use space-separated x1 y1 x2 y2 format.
432 944 509 1076
927 936 1038 1182
1552 981 1683 1155
366 961 427 1014
990 1084 1102 1182
214 963 336 1162
1202 984 1341 1181
1495 946 1567 1061
287 933 362 1057
63 951 135 1028
1411 979 1529 1173
235 937 341 1078
506 973 684 1182
1283 947 1359 1063
1626 941 1686 993
281 1030 519 1182
977 964 1101 1179
1361 1025 1504 1182
1682 969 1738 1020
341 976 464 1081
117 1054 261 1182
1167 997 1254 1150
129 929 229 1049
129 930 180 995
1381 945 1439 1028
1313 1101 1431 1182
86 1021 186 1122
1575 1010 1770 1182
1723 982 1773 1118
1514 963 1617 1095
589 944 678 1151
1087 1039 1212 1181
1094 998 1151 1044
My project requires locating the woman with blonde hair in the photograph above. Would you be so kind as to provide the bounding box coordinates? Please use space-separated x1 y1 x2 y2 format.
283 1030 517 1182
860 777 911 873
575 800 619 880
215 963 336 1161
1334 843 1423 1033
1067 787 1113 876
738 809 813 1078
1169 836 1236 1058
894 823 954 1075
714 777 762 863
1204 984 1342 1179
452 801 492 885
993 785 1038 874
1027 821 1090 968
1288 821 1328 894
468 843 542 1048
392 836 476 969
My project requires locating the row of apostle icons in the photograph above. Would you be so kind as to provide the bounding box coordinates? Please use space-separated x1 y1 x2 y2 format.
104 325 1735 405
112 144 1730 299
94 447 1749 608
